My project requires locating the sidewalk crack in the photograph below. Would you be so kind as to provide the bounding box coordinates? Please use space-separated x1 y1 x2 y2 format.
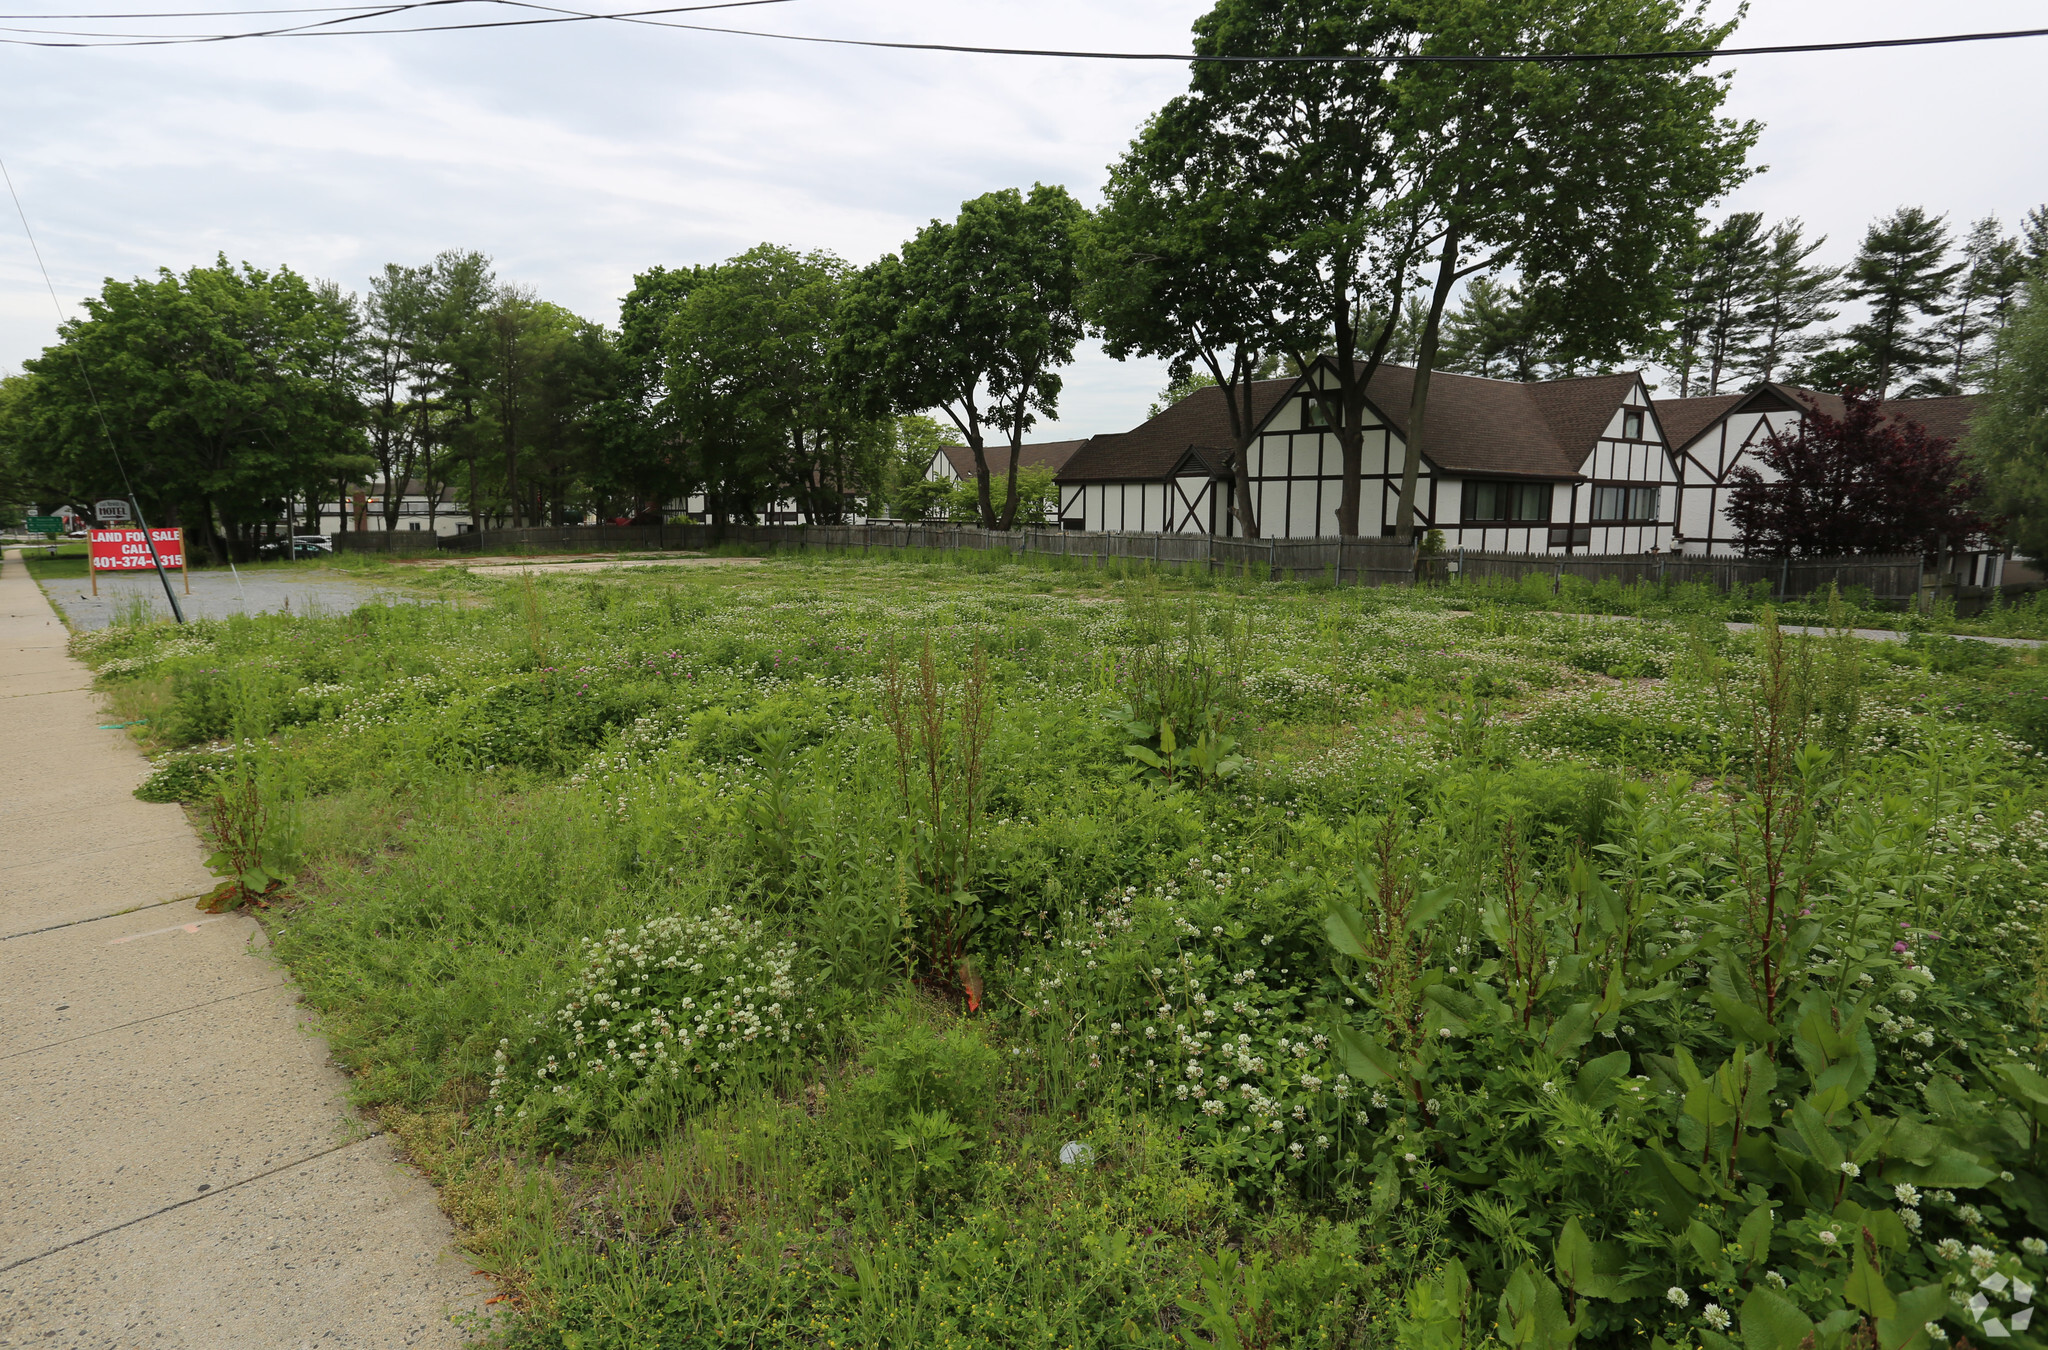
0 983 289 1062
0 1133 385 1275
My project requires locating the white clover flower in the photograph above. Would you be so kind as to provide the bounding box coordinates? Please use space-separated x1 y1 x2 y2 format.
1404 1152 1419 1163
1819 1230 1840 1247
1937 1239 1966 1261
1901 1208 1922 1233
1896 1183 1921 1206
1702 1304 1730 1331
1970 1245 1998 1272
1925 1324 1949 1343
1840 1161 1861 1179
1960 1206 1985 1225
1765 1271 1787 1290
1666 1287 1689 1309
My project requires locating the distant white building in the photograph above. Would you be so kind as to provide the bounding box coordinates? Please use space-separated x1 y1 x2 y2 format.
314 481 474 537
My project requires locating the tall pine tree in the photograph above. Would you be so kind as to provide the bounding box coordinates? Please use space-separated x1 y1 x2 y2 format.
1837 207 1961 396
1922 217 2026 395
1745 219 1839 385
1438 277 1543 380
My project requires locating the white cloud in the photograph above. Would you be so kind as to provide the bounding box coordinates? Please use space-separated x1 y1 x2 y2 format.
1 0 2041 440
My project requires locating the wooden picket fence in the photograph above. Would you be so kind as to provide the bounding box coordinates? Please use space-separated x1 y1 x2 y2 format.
1419 549 1928 603
330 521 1968 606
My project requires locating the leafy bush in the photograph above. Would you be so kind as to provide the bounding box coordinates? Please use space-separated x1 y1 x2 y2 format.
496 905 824 1141
852 1006 1002 1210
135 746 233 802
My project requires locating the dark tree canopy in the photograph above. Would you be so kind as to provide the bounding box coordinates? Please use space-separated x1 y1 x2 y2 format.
1965 270 2048 562
837 185 1087 530
3 256 368 562
1726 390 1989 559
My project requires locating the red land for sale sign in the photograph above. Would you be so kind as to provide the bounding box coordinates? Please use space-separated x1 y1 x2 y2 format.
89 527 184 570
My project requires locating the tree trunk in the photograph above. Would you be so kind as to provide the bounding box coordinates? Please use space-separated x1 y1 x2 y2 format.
1226 451 1260 539
1397 227 1463 545
999 427 1024 531
1334 423 1364 537
969 434 996 531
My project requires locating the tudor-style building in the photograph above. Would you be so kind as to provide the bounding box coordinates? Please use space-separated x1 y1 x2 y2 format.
926 439 1089 485
1057 360 1681 553
1658 384 1979 556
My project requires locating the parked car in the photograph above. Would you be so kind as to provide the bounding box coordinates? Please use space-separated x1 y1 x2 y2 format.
257 535 335 560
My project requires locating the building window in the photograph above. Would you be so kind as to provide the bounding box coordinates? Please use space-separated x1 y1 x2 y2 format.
1622 408 1645 440
1461 480 1553 523
1590 485 1660 523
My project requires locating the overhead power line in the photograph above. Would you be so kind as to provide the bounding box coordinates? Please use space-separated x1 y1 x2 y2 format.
0 0 790 45
588 19 2048 65
0 0 2042 61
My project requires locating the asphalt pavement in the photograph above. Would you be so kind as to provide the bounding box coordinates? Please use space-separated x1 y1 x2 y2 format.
41 564 422 631
0 548 488 1347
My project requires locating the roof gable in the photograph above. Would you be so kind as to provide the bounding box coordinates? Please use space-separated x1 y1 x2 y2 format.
936 439 1088 479
1057 379 1295 483
1653 383 1978 453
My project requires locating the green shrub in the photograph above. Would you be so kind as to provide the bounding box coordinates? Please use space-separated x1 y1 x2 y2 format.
135 747 232 802
495 904 824 1142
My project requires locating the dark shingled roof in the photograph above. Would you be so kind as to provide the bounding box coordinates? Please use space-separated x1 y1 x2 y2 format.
935 439 1089 479
1057 380 1296 483
1657 384 1979 452
1654 392 1747 456
1895 395 1978 443
1059 364 1648 484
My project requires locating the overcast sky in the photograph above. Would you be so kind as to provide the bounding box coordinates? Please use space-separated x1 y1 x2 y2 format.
0 0 2043 439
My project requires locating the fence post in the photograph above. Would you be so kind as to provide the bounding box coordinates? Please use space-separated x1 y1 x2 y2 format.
1269 538 1277 582
1553 562 1563 596
1779 556 1790 600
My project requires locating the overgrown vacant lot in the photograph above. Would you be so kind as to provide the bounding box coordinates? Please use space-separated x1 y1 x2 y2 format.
73 555 2048 1349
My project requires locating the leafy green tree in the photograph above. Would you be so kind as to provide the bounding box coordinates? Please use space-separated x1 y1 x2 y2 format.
838 185 1088 530
360 262 433 531
1835 207 1962 397
1087 91 1303 537
589 264 695 521
1174 0 1751 540
1 255 368 561
665 245 885 527
1965 269 2048 560
1181 0 1421 537
1382 0 1755 540
884 413 953 518
2023 204 2048 274
426 252 497 529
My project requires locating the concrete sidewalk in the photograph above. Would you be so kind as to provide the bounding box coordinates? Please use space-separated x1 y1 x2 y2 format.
0 551 488 1347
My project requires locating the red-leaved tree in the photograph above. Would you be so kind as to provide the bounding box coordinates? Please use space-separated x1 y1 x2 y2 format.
1725 390 1991 557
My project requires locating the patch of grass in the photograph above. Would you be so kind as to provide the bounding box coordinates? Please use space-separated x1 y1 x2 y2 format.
68 550 2048 1349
